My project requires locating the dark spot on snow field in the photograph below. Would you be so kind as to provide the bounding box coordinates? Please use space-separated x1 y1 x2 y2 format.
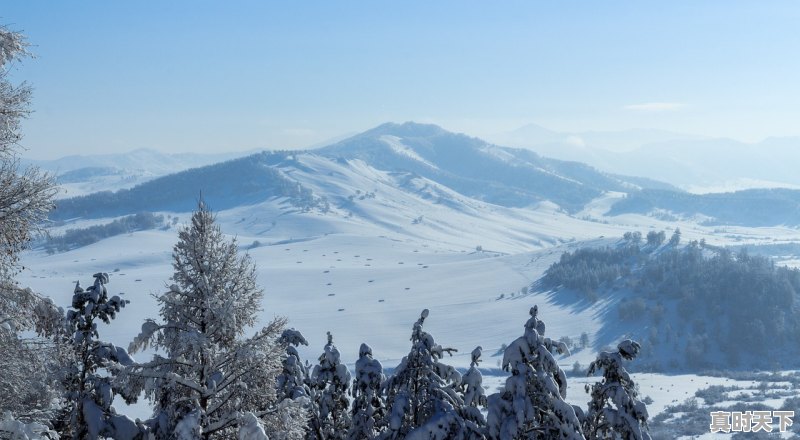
365 264 371 266
378 299 384 302
326 283 332 286
285 248 290 251
338 308 345 312
296 261 302 264
328 293 335 296
355 255 360 258
368 280 374 283
336 259 341 261
333 251 338 254
404 287 410 290
323 270 330 273
135 279 142 282
422 265 429 268
398 262 404 264
366 258 372 261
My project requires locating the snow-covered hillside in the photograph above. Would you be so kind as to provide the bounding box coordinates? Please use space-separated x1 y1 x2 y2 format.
19 123 800 433
24 148 258 198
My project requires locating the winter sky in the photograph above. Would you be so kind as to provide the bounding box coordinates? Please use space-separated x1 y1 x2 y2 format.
4 1 800 158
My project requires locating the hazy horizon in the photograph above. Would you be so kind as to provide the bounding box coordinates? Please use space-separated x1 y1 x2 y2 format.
5 1 800 159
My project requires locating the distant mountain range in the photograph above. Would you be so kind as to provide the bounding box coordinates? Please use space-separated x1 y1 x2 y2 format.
43 122 800 227
23 148 259 198
48 122 675 220
488 124 800 191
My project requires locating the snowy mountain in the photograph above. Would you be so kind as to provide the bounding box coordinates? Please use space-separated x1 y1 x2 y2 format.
20 123 800 430
24 148 258 198
320 122 676 212
488 124 800 192
609 188 800 226
50 122 678 221
33 123 800 369
48 122 800 228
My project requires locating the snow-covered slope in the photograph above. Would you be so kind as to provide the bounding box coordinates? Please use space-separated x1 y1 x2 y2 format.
20 122 800 429
24 148 258 198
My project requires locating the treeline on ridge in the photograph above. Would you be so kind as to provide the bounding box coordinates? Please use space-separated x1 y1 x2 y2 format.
43 212 166 253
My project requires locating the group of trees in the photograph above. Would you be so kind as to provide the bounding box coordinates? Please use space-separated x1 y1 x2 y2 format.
2 200 653 440
43 212 165 253
0 25 651 439
543 229 800 369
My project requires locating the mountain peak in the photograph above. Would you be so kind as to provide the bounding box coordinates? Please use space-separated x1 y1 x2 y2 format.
362 121 448 139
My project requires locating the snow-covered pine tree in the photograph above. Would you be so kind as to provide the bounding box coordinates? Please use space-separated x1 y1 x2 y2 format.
459 347 487 429
124 201 299 439
277 328 311 401
583 340 650 440
348 343 385 440
486 305 584 440
307 332 352 440
379 309 485 440
56 273 144 440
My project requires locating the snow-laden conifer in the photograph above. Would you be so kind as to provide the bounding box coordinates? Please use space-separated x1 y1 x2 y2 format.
124 201 301 439
379 309 484 440
307 332 352 440
486 305 584 439
277 328 311 401
348 343 385 440
57 273 144 440
584 340 650 440
459 347 487 429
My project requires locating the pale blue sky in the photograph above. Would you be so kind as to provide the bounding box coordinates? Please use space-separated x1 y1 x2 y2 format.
4 1 800 158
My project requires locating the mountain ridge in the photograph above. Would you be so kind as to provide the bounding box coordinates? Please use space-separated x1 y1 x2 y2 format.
45 121 800 228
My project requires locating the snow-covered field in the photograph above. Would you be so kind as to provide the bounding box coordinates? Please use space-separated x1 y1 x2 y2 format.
18 152 800 433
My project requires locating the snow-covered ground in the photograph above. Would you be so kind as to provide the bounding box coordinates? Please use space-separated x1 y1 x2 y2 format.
18 151 800 432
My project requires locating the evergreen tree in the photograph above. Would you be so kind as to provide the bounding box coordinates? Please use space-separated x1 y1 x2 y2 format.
57 273 144 440
459 347 487 430
487 306 584 439
125 201 299 439
668 228 681 247
645 231 665 248
277 328 312 401
348 343 385 440
379 309 484 440
308 332 352 440
584 340 650 440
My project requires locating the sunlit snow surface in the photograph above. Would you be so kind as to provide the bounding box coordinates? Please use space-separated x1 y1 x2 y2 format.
19 153 800 428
